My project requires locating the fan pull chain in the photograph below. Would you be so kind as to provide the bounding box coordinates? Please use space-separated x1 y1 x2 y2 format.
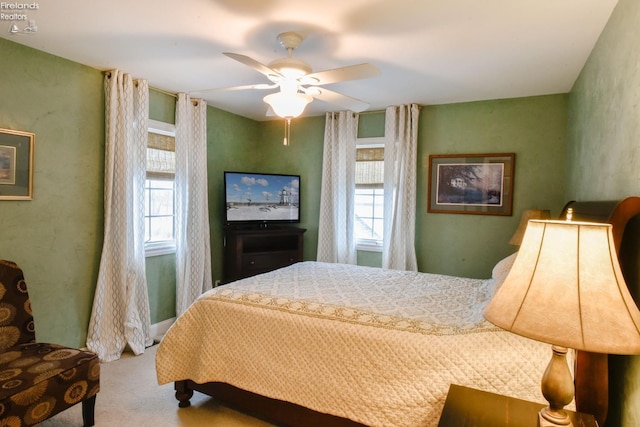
283 118 291 146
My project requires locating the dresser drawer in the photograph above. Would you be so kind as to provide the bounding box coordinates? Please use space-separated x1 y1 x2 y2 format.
242 251 300 273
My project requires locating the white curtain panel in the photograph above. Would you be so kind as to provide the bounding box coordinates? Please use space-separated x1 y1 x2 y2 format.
87 70 153 362
317 111 358 264
175 93 213 315
382 104 420 271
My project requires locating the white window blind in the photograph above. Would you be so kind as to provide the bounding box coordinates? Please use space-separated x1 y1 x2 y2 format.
147 131 175 180
355 140 385 250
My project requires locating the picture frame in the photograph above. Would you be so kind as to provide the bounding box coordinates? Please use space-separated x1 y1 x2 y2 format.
428 153 514 215
0 128 35 200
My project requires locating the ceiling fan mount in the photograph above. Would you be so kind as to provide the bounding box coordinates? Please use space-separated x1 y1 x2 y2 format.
267 32 312 81
276 31 304 50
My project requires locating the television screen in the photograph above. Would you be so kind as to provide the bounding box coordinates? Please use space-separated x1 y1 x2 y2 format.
224 171 300 225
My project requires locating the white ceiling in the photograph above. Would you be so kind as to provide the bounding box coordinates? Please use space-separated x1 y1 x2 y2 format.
1 0 618 121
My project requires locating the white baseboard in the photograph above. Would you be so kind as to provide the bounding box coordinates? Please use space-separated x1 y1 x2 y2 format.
151 317 176 341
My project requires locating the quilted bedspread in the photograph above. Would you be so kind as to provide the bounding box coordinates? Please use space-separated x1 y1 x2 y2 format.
156 261 556 427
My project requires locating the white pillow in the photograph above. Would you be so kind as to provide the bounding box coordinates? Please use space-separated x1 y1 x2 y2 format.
491 252 518 294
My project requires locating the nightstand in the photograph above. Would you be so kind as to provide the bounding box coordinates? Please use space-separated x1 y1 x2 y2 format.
438 384 598 427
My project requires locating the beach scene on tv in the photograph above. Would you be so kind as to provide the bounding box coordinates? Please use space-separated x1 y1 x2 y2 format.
225 172 300 222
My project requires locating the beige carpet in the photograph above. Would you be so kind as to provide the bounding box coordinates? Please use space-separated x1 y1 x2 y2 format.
39 344 274 427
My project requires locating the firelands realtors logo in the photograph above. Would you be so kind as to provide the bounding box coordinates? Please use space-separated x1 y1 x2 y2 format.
1 2 39 34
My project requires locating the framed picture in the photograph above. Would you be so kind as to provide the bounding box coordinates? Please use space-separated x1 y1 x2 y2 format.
0 128 35 200
428 153 514 215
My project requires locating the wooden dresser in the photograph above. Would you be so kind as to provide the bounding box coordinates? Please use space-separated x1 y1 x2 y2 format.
223 227 306 283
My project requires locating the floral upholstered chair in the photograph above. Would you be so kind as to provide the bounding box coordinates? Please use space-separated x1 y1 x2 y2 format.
0 260 100 426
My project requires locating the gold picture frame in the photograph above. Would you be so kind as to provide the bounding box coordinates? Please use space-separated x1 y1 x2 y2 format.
0 128 35 200
428 153 514 215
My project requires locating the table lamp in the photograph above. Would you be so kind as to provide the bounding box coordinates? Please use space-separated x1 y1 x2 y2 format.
509 209 551 246
484 219 640 426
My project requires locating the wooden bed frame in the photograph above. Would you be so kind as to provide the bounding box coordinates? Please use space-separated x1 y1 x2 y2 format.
174 197 640 427
558 196 640 427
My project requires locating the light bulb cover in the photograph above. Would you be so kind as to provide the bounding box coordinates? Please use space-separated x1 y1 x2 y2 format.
264 92 312 118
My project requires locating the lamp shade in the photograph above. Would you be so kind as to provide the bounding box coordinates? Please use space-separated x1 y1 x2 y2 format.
509 209 551 245
484 220 640 354
263 92 312 118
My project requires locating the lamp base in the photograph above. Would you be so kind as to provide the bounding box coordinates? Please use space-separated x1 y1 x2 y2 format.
537 345 575 427
538 409 572 427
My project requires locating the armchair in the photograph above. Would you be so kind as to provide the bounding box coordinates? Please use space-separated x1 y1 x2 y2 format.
0 260 99 426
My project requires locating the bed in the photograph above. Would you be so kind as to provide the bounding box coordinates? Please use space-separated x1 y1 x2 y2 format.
155 197 640 427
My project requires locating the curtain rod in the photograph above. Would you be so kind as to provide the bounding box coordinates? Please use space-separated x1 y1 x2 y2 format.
358 105 422 116
104 72 180 100
150 86 178 99
104 73 198 105
150 86 202 106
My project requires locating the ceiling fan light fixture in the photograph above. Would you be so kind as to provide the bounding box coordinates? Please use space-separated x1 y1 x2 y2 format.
263 92 312 119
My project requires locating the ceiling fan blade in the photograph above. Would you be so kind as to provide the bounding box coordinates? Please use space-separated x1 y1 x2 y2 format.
310 87 370 112
303 63 380 86
223 52 282 79
191 83 277 93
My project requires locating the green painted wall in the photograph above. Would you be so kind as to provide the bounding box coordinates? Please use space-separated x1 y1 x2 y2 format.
358 112 385 137
206 106 261 283
567 0 640 425
250 116 326 261
149 90 176 124
418 95 568 278
568 0 640 201
0 38 104 348
146 254 176 323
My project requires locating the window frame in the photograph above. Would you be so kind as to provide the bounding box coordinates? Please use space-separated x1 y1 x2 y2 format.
355 137 385 252
145 119 177 257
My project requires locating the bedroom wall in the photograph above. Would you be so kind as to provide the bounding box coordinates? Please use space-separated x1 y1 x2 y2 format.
0 37 104 348
0 37 262 347
254 96 568 279
418 95 568 278
246 115 326 262
567 0 640 425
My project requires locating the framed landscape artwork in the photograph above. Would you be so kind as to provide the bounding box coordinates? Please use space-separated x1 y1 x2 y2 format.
428 153 514 215
0 128 35 200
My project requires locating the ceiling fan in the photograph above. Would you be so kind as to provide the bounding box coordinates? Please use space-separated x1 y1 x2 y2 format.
217 31 381 118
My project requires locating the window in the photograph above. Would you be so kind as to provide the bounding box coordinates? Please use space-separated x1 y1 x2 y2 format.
145 120 176 256
354 137 385 251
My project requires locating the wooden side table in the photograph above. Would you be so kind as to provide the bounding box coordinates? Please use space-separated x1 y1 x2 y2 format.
438 384 598 427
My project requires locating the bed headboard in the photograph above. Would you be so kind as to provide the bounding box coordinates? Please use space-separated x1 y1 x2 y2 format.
558 196 640 426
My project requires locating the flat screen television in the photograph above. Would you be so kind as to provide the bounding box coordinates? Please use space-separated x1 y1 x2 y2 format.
224 171 301 226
